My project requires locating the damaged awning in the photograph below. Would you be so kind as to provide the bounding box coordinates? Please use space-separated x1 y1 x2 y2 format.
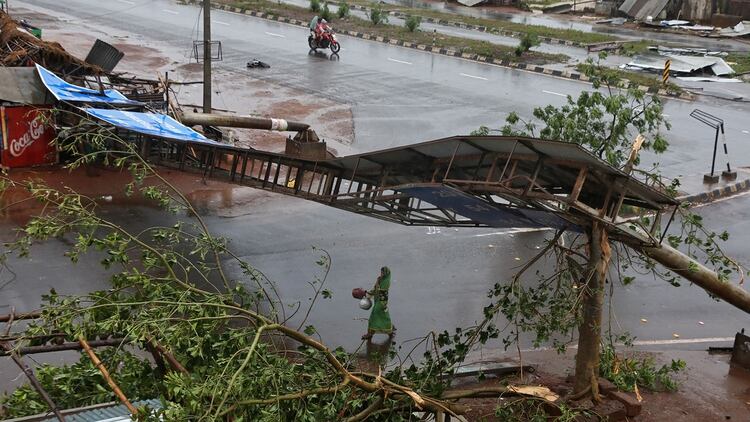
81 108 216 144
399 184 575 231
36 64 142 106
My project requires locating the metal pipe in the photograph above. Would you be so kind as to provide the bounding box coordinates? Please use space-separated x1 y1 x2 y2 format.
203 0 212 113
180 112 310 132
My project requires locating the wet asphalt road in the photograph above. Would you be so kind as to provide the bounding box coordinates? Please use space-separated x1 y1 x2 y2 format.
17 0 750 180
2 0 749 356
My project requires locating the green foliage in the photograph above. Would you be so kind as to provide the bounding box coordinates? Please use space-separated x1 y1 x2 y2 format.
500 56 670 169
600 345 686 392
0 348 158 418
0 117 469 420
514 33 540 56
368 4 388 25
495 398 587 421
320 2 333 22
404 15 421 32
337 0 350 18
310 0 321 12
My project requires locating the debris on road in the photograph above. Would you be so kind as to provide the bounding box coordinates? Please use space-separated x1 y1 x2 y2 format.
625 54 736 77
730 329 750 370
247 58 271 68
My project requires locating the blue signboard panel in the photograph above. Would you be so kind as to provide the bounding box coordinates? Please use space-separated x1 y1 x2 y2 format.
36 64 142 106
400 185 575 230
82 108 215 144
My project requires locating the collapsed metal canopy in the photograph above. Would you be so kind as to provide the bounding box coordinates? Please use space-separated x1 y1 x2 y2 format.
143 135 677 244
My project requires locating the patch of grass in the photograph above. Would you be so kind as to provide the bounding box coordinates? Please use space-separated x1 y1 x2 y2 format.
224 0 569 65
620 40 651 57
726 52 750 74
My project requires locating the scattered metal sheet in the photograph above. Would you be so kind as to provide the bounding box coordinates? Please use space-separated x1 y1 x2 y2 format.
719 21 750 37
710 58 736 75
661 19 690 26
619 0 670 21
0 67 53 105
674 24 715 31
80 108 216 144
627 54 735 76
651 46 726 56
677 76 742 82
457 0 485 6
454 362 536 378
36 64 142 106
84 39 125 72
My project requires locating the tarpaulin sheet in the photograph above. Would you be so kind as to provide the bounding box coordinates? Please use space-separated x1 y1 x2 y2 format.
399 185 576 231
36 64 142 106
82 108 215 144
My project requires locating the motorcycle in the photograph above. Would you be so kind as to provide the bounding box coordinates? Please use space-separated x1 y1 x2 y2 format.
308 26 341 54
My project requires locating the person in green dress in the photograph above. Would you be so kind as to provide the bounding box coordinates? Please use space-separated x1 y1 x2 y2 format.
362 266 395 340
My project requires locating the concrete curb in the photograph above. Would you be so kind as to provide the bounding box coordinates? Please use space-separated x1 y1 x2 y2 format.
676 179 750 205
184 1 693 101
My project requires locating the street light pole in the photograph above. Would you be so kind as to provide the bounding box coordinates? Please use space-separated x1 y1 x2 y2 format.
203 0 212 113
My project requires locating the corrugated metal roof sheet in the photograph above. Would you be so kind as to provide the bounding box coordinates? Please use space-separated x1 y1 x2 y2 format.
4 400 162 422
619 0 670 20
327 136 677 208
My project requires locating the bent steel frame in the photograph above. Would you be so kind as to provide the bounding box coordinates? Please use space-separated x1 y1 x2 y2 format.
121 134 678 246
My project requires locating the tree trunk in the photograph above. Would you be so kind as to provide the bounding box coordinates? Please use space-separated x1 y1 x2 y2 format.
573 222 611 399
640 243 750 314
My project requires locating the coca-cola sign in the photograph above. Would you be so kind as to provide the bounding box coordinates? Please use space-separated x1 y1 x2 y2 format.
2 106 57 168
9 116 46 157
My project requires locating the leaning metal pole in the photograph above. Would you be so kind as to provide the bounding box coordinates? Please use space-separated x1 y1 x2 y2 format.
203 0 211 113
180 112 311 132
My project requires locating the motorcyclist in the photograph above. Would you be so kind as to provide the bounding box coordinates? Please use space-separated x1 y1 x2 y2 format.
312 16 329 43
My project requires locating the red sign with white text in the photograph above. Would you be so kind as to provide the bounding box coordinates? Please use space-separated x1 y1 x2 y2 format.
1 106 57 168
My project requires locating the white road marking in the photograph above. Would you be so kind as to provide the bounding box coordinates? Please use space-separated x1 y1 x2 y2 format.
213 20 231 26
265 32 285 38
521 336 734 352
473 228 550 237
542 90 566 97
743 130 749 134
631 337 734 346
388 57 412 65
162 9 179 14
118 0 135 4
459 73 488 81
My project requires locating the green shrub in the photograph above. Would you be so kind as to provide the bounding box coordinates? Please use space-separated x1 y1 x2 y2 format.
514 33 540 56
337 1 350 18
310 0 321 12
368 5 388 26
405 15 421 32
321 2 333 21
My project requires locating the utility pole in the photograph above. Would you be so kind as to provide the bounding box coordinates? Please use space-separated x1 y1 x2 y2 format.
203 0 212 113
